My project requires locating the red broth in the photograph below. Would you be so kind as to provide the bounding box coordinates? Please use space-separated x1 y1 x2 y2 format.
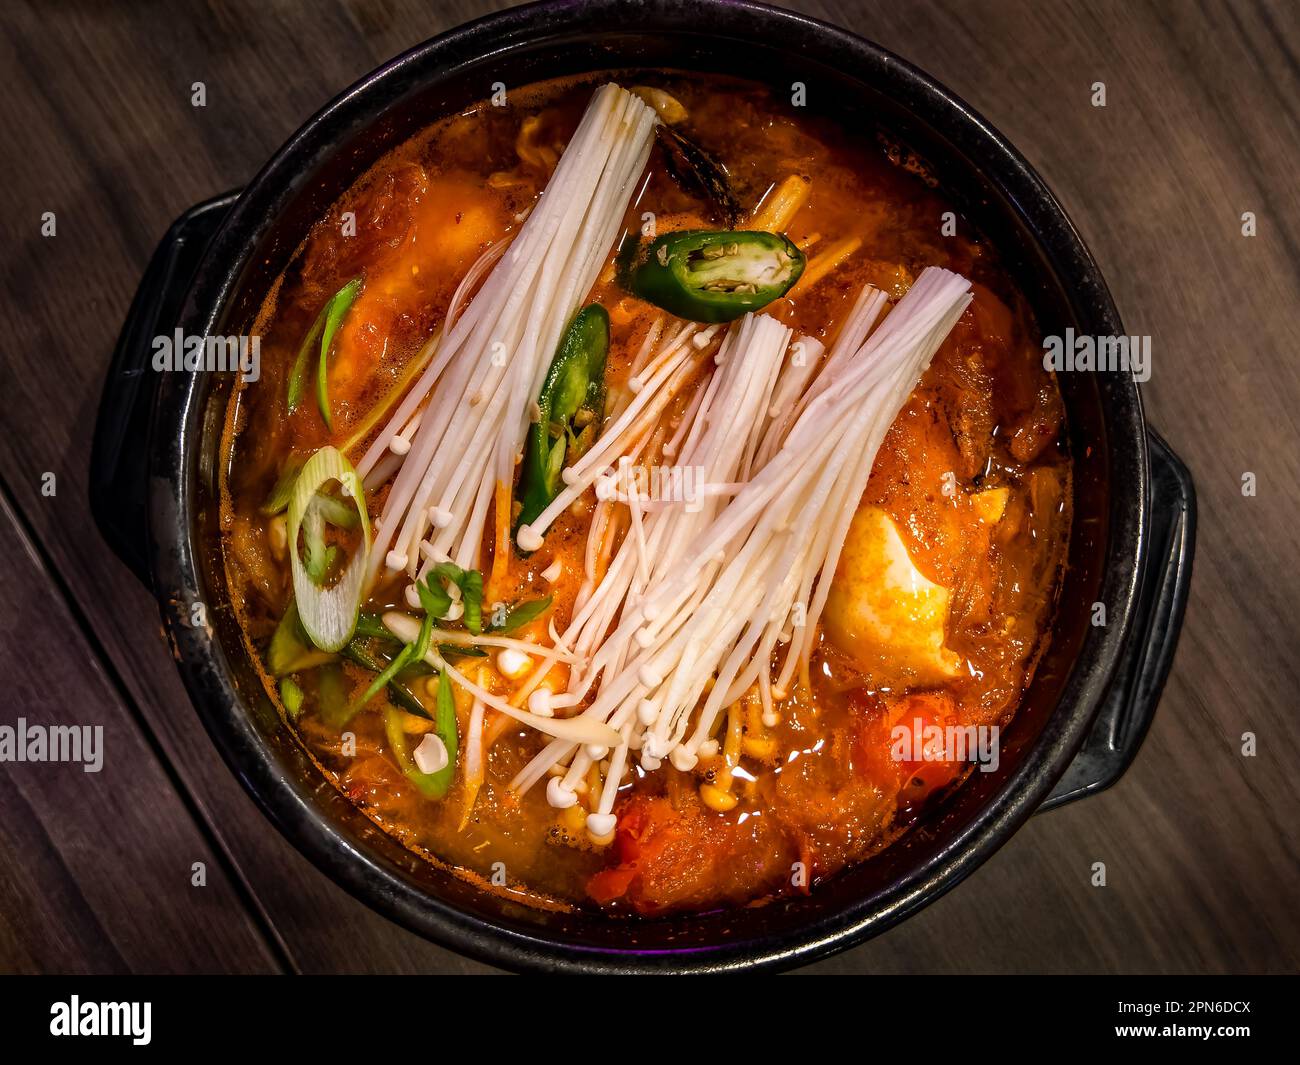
219 73 1070 913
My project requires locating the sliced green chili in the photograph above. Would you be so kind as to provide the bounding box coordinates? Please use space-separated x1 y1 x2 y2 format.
630 230 805 323
419 562 485 634
516 305 609 538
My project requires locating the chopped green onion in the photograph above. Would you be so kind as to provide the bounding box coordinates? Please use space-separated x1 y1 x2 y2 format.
312 494 360 529
286 277 362 427
317 277 363 431
347 568 451 715
354 613 396 641
279 677 305 719
384 706 444 799
424 561 484 634
489 594 553 634
427 669 459 798
342 641 431 720
288 446 371 652
350 611 431 714
260 456 305 516
316 663 351 729
301 500 329 583
267 601 336 676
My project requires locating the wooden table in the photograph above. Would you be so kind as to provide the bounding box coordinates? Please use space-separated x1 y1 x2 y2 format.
1 0 1295 974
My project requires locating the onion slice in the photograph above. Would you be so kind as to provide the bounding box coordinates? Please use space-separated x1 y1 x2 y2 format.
288 446 372 652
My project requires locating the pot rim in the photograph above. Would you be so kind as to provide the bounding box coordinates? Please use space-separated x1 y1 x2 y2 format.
148 0 1147 973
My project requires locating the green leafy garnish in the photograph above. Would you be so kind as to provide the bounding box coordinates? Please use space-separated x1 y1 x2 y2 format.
260 456 305 516
279 677 305 719
424 562 484 634
488 595 554 634
268 601 336 676
428 669 459 798
343 640 431 720
384 706 444 800
286 277 363 430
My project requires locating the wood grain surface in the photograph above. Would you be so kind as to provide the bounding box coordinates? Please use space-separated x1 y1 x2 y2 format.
0 0 1295 974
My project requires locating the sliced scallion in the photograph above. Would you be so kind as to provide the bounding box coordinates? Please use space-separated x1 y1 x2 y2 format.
267 601 336 676
384 706 443 799
354 612 396 642
279 677 305 719
260 456 305 516
343 640 431 720
316 663 351 729
489 594 553 634
317 278 363 431
424 561 484 634
286 277 363 428
288 446 371 652
427 669 459 798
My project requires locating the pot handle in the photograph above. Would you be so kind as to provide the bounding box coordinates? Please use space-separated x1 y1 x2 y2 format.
1040 429 1196 810
90 192 240 586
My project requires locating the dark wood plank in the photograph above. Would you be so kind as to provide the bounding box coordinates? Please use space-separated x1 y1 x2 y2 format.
789 0 1300 973
0 489 280 974
0 0 1294 974
0 0 499 976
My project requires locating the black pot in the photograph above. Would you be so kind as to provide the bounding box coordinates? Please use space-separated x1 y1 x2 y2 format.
91 0 1195 973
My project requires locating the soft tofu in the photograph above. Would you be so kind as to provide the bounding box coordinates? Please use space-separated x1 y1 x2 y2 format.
823 505 963 684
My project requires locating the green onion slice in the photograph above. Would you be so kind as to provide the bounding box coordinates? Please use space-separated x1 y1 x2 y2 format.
267 600 336 676
279 677 305 719
428 669 458 798
288 446 371 652
260 456 305 516
423 561 484 634
286 277 363 427
489 594 553 634
384 706 444 800
317 277 363 431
